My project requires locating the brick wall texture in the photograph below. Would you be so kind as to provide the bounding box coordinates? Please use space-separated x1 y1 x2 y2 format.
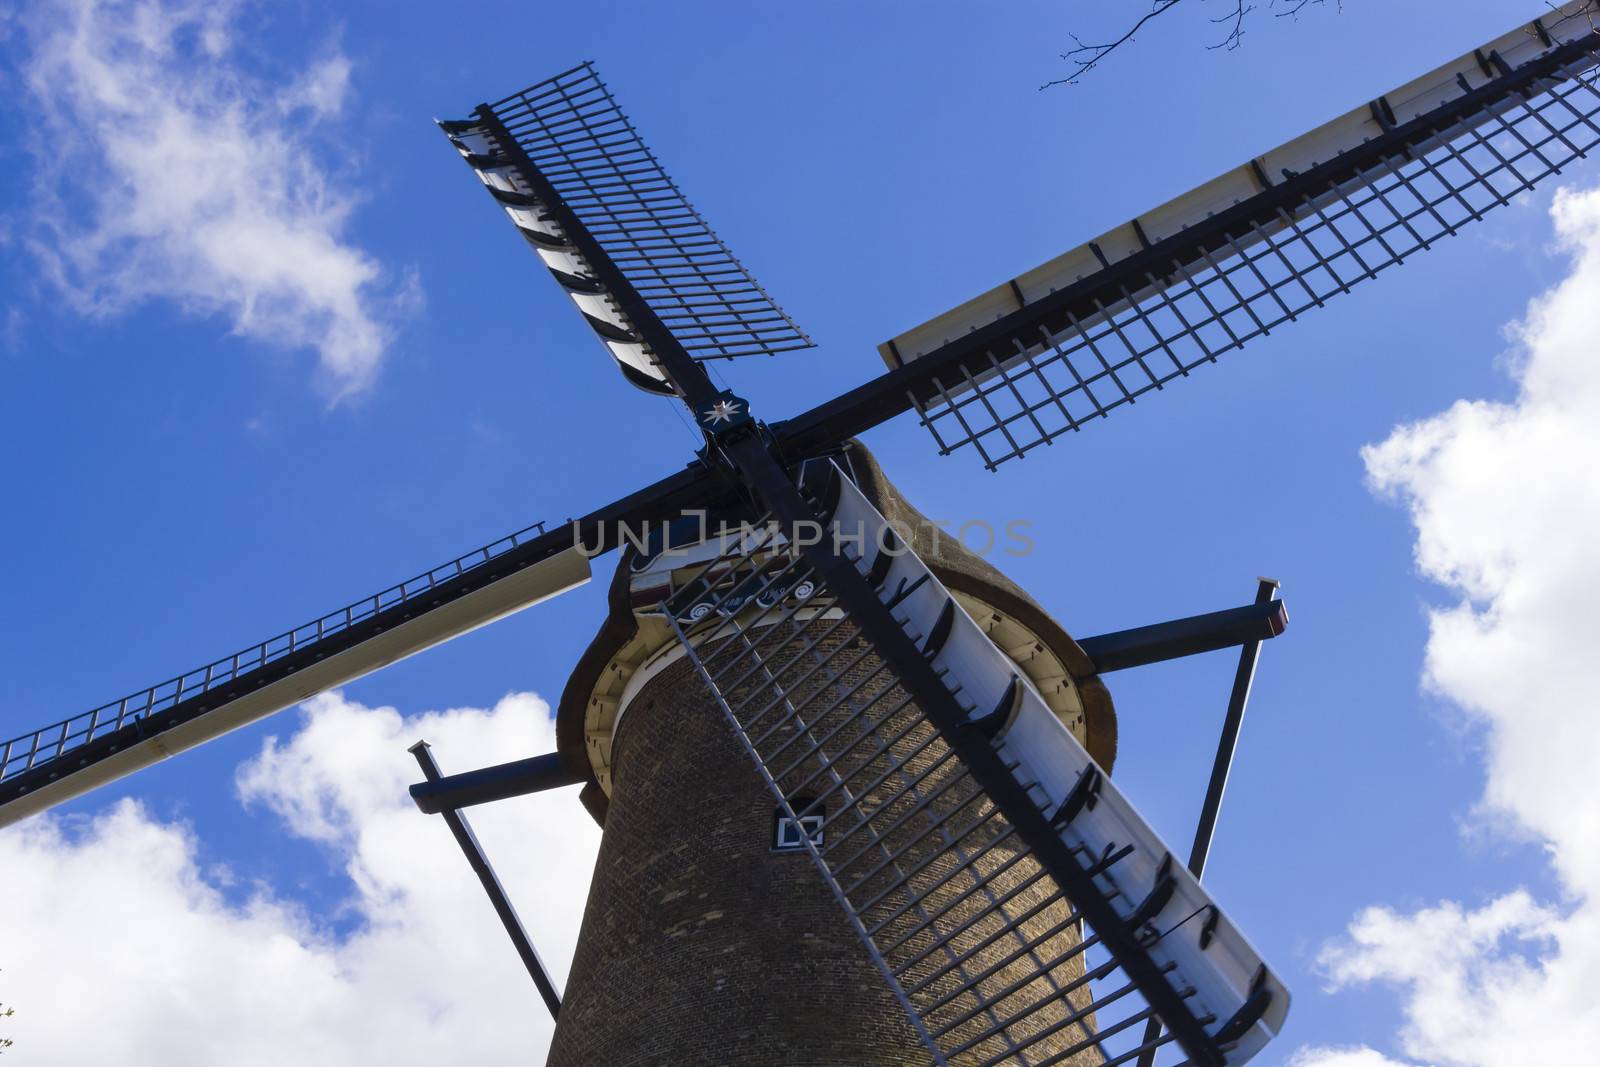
548 443 1113 1065
547 640 1105 1066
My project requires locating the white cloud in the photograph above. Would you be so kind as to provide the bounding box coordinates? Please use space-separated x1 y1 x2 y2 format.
16 0 414 399
1286 1048 1420 1067
0 690 599 1066
1290 184 1600 1064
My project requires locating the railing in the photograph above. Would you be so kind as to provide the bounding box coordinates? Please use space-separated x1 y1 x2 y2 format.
0 518 552 786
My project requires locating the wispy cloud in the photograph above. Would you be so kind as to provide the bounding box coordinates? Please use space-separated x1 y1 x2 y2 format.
15 0 414 399
1288 1048 1417 1067
0 691 598 1065
1292 184 1600 1063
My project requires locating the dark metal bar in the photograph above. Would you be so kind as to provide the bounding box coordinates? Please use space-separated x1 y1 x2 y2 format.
409 752 581 814
1135 576 1280 1067
1077 597 1288 674
409 741 562 1021
1188 577 1278 879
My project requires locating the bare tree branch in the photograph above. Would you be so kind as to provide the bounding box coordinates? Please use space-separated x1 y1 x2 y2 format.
1208 1 1251 54
1546 0 1600 36
1043 1 1184 89
1043 0 1341 89
1275 0 1341 20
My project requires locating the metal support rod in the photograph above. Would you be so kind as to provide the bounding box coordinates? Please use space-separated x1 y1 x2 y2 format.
1187 577 1278 879
409 751 580 813
409 740 562 1021
1135 577 1279 1067
1076 597 1287 674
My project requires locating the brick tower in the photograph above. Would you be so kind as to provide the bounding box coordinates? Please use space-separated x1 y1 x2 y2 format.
547 444 1118 1065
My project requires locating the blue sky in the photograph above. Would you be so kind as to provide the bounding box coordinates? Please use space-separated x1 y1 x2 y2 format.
2 1 1598 1063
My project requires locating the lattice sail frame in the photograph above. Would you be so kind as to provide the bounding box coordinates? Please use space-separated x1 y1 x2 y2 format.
442 62 812 395
656 464 1287 1066
882 3 1600 469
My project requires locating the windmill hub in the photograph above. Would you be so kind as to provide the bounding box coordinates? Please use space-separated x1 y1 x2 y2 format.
698 390 753 434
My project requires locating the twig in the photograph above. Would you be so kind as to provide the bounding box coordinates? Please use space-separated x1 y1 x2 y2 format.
1042 0 1184 88
1044 0 1341 89
1208 1 1251 53
1274 0 1341 19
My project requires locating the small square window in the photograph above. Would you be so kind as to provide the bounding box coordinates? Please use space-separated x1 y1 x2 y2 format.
773 798 825 851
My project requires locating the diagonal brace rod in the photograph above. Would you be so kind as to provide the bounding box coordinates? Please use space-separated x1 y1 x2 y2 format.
409 740 563 1021
1135 576 1280 1067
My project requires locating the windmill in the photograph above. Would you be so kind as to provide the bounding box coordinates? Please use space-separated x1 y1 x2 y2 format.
4 2 1598 1063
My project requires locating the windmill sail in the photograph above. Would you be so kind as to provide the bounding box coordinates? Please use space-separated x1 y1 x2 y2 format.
875 2 1600 469
658 462 1288 1065
441 62 813 396
0 519 592 828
